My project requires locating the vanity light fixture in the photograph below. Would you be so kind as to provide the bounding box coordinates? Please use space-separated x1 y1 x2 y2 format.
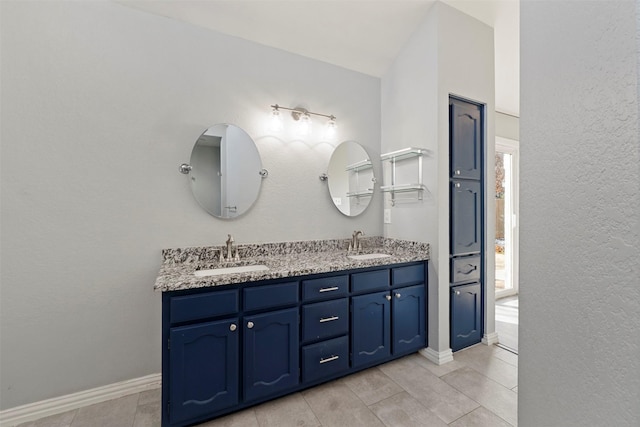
269 104 337 138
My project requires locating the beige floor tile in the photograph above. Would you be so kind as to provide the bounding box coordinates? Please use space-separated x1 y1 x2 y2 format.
16 409 77 427
450 407 513 427
454 346 518 389
493 347 518 367
71 394 139 427
302 380 384 427
342 367 403 405
132 400 160 427
137 388 161 407
196 408 259 427
378 357 479 424
407 353 467 377
442 367 517 426
253 392 320 427
369 391 448 427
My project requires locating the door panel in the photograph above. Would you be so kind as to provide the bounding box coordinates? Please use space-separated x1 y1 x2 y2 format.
352 291 390 367
451 283 482 351
451 180 482 255
392 285 426 354
169 319 239 424
243 308 299 401
450 100 482 180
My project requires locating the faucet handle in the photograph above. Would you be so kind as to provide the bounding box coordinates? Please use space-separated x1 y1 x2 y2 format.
226 234 234 244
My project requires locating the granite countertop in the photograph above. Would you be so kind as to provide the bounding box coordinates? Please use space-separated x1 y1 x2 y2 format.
154 237 430 292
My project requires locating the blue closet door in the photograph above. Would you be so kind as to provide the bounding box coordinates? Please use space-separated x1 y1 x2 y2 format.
450 100 482 180
352 291 391 367
243 307 299 402
450 283 482 351
451 179 482 255
169 319 239 424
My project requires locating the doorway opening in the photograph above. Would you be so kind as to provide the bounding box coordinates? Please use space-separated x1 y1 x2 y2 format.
495 137 519 353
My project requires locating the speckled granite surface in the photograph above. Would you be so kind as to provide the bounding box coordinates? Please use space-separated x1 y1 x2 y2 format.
154 237 429 292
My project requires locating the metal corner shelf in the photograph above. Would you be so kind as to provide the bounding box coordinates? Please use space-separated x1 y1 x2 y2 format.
380 147 429 206
345 159 373 172
347 189 374 198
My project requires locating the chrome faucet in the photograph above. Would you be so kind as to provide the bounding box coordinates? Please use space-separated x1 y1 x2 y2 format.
223 234 238 262
350 230 364 252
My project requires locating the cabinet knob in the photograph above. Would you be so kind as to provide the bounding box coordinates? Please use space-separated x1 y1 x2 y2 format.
395 293 401 299
455 290 461 295
229 324 237 332
455 182 461 188
455 170 461 175
247 321 254 329
385 295 391 301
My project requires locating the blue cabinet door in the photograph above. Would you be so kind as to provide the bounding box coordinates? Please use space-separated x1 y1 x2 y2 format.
451 180 482 255
451 283 482 351
169 318 239 424
352 291 391 367
392 285 426 354
243 307 299 402
450 100 482 180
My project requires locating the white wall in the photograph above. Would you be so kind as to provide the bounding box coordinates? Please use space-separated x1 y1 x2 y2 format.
0 1 381 409
495 112 519 141
520 1 640 425
381 2 495 355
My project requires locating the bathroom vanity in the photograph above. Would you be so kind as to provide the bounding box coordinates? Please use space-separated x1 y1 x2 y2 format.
155 238 429 427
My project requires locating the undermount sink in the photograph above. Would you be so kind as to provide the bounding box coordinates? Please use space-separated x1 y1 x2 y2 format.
347 253 392 261
194 264 269 277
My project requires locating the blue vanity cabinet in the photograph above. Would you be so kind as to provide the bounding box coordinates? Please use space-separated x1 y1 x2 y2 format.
450 283 482 351
352 290 391 367
162 261 428 427
168 318 239 425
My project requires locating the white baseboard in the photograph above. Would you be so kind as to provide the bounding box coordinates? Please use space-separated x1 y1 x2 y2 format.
0 373 161 427
482 331 500 346
419 347 454 365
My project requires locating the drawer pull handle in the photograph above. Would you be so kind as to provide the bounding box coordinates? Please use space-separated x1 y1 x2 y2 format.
247 321 254 329
229 324 237 332
319 355 339 364
458 264 477 275
319 316 339 323
319 286 339 293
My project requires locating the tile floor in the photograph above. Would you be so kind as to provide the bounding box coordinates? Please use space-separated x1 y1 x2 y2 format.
17 344 517 427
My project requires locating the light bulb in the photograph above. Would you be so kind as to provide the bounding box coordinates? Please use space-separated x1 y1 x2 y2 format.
325 117 337 140
269 107 283 132
297 113 311 136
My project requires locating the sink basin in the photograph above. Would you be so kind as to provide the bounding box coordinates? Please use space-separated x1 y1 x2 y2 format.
347 253 392 261
194 265 269 277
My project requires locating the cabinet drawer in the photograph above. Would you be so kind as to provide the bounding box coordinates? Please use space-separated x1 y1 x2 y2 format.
451 255 481 285
301 335 349 383
302 275 348 301
392 264 425 287
302 298 349 342
244 281 299 311
351 269 389 293
170 289 239 324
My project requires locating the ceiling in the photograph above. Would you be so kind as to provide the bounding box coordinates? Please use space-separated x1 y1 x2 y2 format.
117 0 519 116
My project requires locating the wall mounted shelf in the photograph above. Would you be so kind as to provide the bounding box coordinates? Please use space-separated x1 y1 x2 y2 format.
380 147 429 206
345 159 373 172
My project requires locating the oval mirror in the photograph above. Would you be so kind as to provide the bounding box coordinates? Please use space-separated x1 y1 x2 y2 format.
188 124 264 219
327 141 375 216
